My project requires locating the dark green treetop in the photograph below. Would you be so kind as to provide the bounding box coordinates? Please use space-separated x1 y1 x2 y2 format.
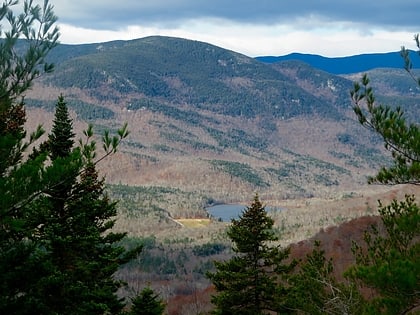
128 287 165 315
207 194 296 315
48 94 75 160
27 95 137 315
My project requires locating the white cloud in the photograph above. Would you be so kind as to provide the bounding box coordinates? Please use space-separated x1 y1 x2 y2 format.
48 0 419 57
58 19 415 57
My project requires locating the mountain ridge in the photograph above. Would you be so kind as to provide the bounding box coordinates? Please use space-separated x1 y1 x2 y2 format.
256 50 420 74
24 35 419 214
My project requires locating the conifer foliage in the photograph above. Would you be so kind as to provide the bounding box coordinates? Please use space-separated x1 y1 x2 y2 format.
0 2 143 313
0 1 59 312
48 94 75 160
346 196 420 314
129 287 166 315
287 241 363 315
207 194 295 315
351 35 420 186
349 34 420 314
27 96 135 314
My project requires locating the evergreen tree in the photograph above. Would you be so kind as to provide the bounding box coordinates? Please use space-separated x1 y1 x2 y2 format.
129 287 165 315
346 196 419 314
0 2 140 313
207 194 296 315
30 97 137 314
287 241 364 315
0 1 59 312
48 94 75 160
351 34 420 185
349 34 420 314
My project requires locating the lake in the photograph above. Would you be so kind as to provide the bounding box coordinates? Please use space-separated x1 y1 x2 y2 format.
206 204 283 222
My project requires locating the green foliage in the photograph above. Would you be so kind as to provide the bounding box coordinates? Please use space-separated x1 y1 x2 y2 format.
288 241 363 315
149 256 177 275
26 98 115 120
159 128 220 152
265 149 351 190
0 0 59 106
48 95 75 159
70 99 115 120
207 195 296 314
205 126 268 152
210 159 268 187
127 98 218 126
109 183 211 222
1 95 134 314
129 287 165 315
0 2 60 312
352 74 420 184
192 242 227 257
348 34 420 314
42 36 347 120
347 195 420 314
24 96 135 314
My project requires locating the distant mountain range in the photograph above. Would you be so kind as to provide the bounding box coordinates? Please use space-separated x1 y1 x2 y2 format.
256 51 420 74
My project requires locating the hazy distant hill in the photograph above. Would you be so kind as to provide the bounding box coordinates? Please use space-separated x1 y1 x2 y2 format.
24 36 420 210
256 51 420 74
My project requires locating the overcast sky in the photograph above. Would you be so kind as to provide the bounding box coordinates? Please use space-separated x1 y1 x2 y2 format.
48 0 418 57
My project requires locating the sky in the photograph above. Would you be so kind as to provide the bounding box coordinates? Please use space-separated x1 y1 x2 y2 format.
46 0 419 57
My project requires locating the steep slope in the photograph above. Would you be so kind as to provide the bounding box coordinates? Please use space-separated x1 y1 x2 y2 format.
39 36 347 120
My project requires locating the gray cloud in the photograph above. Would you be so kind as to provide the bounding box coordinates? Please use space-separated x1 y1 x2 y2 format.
52 0 419 31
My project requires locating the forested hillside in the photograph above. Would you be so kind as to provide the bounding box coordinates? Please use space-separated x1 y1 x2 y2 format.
23 35 419 213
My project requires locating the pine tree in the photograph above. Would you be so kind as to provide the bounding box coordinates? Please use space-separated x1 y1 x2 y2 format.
349 34 420 314
346 196 420 314
0 1 59 312
287 241 364 315
207 194 296 315
129 287 165 315
48 94 75 160
351 34 420 185
30 97 137 314
0 2 140 313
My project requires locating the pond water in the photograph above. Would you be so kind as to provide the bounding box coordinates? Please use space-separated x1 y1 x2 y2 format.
206 204 246 222
206 204 283 222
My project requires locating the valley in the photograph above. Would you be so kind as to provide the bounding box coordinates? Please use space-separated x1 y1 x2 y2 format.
21 36 420 312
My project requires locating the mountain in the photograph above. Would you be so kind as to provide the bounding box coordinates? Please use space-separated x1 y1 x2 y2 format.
24 36 419 218
256 51 420 74
41 36 348 120
19 36 420 312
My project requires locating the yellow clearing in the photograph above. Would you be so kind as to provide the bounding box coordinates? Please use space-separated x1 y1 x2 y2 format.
175 218 212 228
